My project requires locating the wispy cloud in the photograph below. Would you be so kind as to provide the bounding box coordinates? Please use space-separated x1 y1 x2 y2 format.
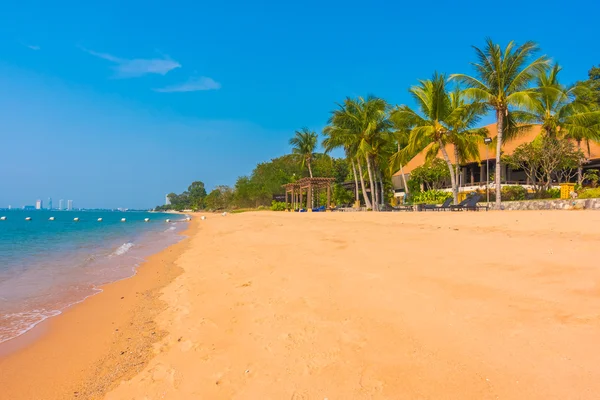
80 47 181 78
154 76 221 93
20 42 40 50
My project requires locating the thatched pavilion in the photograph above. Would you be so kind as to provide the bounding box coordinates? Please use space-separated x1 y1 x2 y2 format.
282 177 335 211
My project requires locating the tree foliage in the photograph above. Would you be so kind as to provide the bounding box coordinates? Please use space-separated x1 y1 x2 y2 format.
503 136 584 192
408 158 451 191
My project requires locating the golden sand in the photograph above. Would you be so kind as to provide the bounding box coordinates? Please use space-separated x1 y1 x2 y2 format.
3 211 600 399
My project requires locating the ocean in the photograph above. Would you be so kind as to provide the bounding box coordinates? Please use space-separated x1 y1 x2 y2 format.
0 210 188 344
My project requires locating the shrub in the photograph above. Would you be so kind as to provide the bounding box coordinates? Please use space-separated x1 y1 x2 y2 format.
410 190 451 204
270 201 287 211
578 188 600 199
501 186 527 201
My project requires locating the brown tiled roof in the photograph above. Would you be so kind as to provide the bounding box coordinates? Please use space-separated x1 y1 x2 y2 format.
393 123 600 176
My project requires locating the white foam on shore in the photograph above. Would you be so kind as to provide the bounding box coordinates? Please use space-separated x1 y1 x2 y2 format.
111 242 134 256
0 309 62 344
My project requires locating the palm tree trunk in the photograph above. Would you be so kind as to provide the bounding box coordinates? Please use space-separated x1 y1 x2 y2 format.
439 141 458 205
378 171 385 207
351 159 359 202
453 144 461 191
307 159 313 178
373 161 380 209
577 140 583 185
365 154 378 211
357 159 372 209
399 164 409 194
495 109 504 207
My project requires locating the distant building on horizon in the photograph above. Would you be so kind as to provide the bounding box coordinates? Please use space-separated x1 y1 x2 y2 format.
59 199 64 210
48 197 53 210
165 194 171 206
8 205 11 210
67 200 73 211
35 199 43 210
24 205 35 210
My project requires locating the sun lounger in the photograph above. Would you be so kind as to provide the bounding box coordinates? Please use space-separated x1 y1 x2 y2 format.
422 198 452 211
450 194 486 211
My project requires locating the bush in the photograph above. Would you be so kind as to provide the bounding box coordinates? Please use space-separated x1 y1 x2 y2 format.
578 188 600 199
410 190 451 204
270 201 287 211
501 186 527 201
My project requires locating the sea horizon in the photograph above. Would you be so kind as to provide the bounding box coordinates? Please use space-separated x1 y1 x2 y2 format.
0 209 189 344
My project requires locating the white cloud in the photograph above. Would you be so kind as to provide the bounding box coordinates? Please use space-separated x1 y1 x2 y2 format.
154 76 221 93
81 47 181 78
26 44 41 51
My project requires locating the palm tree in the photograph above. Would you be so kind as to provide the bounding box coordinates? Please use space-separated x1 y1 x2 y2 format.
390 73 485 205
323 96 391 210
451 39 550 206
289 128 318 178
322 130 361 205
529 64 600 183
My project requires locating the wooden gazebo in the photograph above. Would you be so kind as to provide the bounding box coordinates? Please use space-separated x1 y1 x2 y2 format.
282 177 335 211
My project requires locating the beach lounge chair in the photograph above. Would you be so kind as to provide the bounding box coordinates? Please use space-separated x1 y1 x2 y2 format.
450 194 485 211
392 204 414 212
422 198 452 212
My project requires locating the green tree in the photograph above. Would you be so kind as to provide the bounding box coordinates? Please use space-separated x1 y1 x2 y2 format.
529 64 600 183
323 96 392 210
451 39 550 206
576 65 600 107
187 181 207 210
390 73 485 204
289 128 318 178
409 158 451 190
205 185 234 210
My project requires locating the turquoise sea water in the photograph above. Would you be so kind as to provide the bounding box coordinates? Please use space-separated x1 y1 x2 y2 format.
0 210 187 343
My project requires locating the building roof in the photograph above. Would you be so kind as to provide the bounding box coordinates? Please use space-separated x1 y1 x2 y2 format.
393 123 600 176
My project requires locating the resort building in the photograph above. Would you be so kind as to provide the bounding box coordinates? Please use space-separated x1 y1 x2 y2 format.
392 124 600 194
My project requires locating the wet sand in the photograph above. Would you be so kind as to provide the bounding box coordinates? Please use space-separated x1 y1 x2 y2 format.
4 211 600 399
0 219 196 399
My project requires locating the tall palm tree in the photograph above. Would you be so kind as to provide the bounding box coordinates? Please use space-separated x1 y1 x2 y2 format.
323 96 391 210
390 73 485 205
529 64 600 183
451 39 550 206
322 129 360 204
289 128 318 178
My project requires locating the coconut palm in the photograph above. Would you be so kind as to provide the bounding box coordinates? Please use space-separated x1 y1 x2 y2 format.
451 39 550 206
289 128 318 178
529 64 600 183
390 73 485 204
323 96 391 210
322 129 361 205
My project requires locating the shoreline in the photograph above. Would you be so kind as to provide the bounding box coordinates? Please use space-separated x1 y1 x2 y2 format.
0 216 199 399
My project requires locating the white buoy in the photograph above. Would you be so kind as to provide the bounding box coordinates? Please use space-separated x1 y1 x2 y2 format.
144 218 150 222
49 217 55 221
25 217 32 221
186 216 192 221
0 216 6 220
221 212 227 217
74 217 79 222
97 218 103 222
166 219 171 222
121 218 126 222
200 216 206 220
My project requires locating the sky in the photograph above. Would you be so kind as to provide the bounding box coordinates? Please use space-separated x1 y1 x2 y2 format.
0 0 598 209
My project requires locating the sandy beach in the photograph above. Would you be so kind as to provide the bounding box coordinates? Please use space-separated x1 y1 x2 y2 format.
3 210 600 399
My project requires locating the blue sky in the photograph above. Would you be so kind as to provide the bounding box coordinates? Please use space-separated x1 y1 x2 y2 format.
1 0 598 209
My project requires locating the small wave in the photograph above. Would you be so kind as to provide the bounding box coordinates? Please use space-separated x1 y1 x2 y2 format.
0 309 62 344
164 226 177 232
111 242 134 256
